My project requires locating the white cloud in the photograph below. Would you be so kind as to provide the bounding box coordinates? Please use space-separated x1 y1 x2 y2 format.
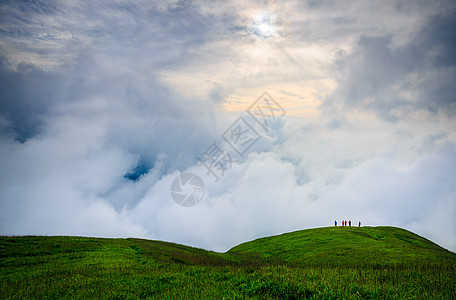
0 0 455 255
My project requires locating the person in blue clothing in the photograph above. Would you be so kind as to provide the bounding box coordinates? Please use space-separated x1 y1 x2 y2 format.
349 220 351 226
335 220 337 226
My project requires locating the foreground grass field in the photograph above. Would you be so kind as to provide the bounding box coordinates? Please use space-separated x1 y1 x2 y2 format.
1 226 455 299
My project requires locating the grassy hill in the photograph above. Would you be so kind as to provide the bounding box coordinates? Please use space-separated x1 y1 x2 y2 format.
1 226 455 299
229 226 456 267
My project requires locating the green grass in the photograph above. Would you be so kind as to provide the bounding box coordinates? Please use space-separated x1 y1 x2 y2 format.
1 226 455 299
228 226 456 267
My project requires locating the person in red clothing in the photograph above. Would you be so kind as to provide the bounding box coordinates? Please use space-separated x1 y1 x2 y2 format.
358 221 361 227
349 220 351 226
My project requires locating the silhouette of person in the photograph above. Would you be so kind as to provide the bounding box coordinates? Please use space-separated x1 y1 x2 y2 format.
349 220 351 226
358 221 361 227
335 220 337 226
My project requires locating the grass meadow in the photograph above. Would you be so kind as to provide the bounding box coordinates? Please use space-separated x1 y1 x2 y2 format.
1 227 455 299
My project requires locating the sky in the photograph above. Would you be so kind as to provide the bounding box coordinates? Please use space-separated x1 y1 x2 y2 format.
0 0 455 253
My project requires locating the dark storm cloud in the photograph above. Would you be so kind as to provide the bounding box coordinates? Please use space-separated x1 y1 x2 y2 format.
0 0 244 143
0 0 234 149
323 8 456 120
0 0 243 69
0 49 218 174
0 53 67 141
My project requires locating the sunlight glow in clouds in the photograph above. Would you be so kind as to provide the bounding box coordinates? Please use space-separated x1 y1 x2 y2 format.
250 11 278 40
0 0 455 253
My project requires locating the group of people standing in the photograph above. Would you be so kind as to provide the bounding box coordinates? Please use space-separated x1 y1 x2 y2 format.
334 220 361 227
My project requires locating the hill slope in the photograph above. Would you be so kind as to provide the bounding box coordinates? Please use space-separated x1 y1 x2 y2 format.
0 236 232 270
228 226 456 266
1 227 455 299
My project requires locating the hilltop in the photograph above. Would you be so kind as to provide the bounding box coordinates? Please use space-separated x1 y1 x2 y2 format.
228 226 456 267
